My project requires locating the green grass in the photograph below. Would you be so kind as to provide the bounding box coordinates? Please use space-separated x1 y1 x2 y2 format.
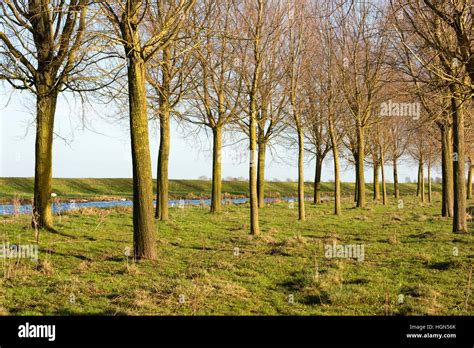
0 177 441 203
0 195 472 315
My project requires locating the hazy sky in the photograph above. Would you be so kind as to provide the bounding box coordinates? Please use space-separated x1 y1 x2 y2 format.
0 87 432 182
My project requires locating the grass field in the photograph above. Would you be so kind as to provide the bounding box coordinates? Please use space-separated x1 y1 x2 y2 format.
0 194 472 315
0 177 442 203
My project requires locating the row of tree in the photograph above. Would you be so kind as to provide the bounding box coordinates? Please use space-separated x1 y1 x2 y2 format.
1 0 472 260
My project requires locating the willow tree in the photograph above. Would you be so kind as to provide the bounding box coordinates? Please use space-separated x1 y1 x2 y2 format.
232 0 267 234
393 25 454 215
146 0 197 221
312 10 345 215
255 31 288 209
367 129 382 201
386 115 408 199
394 0 472 232
334 0 388 208
101 0 195 259
0 0 92 231
185 0 243 214
287 0 309 221
376 124 390 205
304 79 331 205
255 74 288 209
235 1 287 210
247 0 263 234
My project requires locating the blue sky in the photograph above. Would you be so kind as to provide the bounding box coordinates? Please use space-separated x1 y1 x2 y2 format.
0 87 429 183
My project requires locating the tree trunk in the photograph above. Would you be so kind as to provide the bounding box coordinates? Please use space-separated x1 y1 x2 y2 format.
156 108 170 221
373 161 380 201
380 147 387 206
32 80 58 230
249 117 260 235
257 141 266 209
467 156 472 200
297 127 306 221
155 47 171 221
354 156 359 203
427 160 432 203
418 158 425 203
211 126 222 213
356 126 366 207
127 56 157 260
313 157 322 205
328 116 341 215
441 125 454 217
417 163 422 197
451 93 467 233
393 157 399 198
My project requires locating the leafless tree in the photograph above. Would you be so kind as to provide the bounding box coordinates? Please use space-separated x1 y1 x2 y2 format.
100 0 195 259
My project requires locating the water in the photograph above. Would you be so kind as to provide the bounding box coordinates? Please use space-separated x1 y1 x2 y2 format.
0 197 309 216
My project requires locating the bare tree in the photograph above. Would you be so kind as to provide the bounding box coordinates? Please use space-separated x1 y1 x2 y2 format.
100 0 195 259
185 1 243 214
145 1 199 220
234 0 279 234
286 0 309 221
0 0 99 231
393 0 471 232
313 6 347 215
333 0 389 208
255 18 288 209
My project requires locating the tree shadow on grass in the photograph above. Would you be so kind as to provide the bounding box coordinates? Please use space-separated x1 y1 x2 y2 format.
301 291 332 305
40 249 93 262
425 260 461 270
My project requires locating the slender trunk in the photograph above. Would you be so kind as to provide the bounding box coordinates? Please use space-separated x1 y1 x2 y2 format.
249 2 262 235
427 160 432 203
418 158 425 203
249 117 259 234
380 147 387 205
441 125 454 217
313 157 322 204
356 126 366 207
297 127 306 221
417 163 422 197
354 156 359 203
328 116 341 215
156 108 170 221
257 141 266 209
451 93 467 233
155 47 171 221
393 157 399 198
211 126 222 213
127 55 157 260
32 79 58 230
467 156 472 200
373 161 380 201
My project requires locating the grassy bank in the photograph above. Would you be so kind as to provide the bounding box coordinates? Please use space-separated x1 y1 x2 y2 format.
0 196 472 315
0 177 441 203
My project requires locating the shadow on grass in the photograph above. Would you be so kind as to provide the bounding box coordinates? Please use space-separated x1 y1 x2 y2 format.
425 260 461 270
40 249 93 262
301 291 332 305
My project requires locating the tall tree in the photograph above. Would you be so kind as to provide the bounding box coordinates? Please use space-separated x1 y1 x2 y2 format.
287 0 308 221
394 0 472 232
146 0 198 221
101 0 195 259
186 0 243 214
233 0 266 234
255 24 288 209
334 0 389 208
0 0 91 231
